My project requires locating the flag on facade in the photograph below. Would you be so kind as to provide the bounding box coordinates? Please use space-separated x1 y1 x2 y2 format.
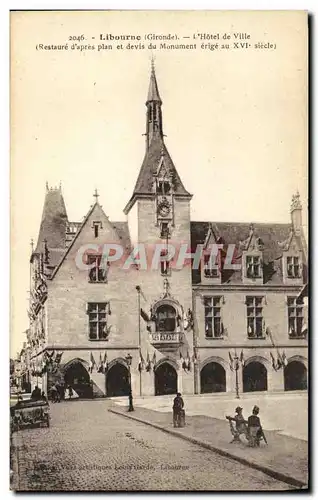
240 350 245 367
55 352 63 364
282 351 288 367
192 349 197 364
152 351 157 366
146 351 151 372
228 352 234 371
187 351 191 371
136 285 147 302
89 352 96 373
138 349 145 372
103 351 108 373
97 352 103 373
140 309 150 323
270 352 277 371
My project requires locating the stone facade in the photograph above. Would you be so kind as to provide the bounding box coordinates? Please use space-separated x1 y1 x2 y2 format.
24 65 308 399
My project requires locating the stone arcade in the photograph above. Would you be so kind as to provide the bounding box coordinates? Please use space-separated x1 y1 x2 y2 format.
24 64 308 399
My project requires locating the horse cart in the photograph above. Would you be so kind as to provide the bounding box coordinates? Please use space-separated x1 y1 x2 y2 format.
10 399 50 432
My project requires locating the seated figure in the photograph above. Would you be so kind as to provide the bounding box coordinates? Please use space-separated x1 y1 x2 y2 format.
226 406 248 443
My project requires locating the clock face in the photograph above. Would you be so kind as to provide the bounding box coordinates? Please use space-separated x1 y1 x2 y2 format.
158 202 170 217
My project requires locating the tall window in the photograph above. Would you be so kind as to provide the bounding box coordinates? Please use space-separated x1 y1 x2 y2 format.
156 305 176 332
87 303 109 340
157 181 171 195
287 297 304 337
287 256 300 278
246 256 261 278
87 255 108 283
246 296 264 338
160 222 170 239
160 249 170 276
204 297 222 338
203 254 219 278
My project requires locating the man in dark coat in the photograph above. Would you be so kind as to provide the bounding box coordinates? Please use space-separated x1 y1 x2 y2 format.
173 392 184 427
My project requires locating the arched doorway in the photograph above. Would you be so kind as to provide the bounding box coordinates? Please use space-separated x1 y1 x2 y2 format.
106 363 130 397
243 361 267 392
200 362 226 393
284 361 307 391
64 361 92 398
155 362 177 396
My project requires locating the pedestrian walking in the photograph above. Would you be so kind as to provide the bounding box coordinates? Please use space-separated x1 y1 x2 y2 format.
172 392 184 428
247 405 267 446
68 385 73 399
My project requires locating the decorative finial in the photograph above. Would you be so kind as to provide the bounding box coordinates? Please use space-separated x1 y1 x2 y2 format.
249 223 254 234
291 191 302 211
151 53 156 73
59 181 62 191
46 181 49 192
93 188 99 203
30 238 34 252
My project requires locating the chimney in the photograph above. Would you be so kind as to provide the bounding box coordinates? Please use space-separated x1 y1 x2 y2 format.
290 191 302 236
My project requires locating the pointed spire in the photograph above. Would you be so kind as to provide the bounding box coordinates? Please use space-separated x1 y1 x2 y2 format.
146 56 162 104
35 185 68 253
124 64 191 213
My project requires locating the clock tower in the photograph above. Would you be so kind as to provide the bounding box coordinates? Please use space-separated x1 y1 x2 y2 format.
124 61 194 395
124 61 192 246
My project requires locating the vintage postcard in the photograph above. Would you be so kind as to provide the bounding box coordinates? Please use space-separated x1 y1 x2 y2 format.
10 10 308 492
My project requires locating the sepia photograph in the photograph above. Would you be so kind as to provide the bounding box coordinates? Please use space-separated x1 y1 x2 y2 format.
10 10 308 492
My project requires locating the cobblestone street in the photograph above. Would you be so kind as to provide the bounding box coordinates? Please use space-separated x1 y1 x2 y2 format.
12 400 294 491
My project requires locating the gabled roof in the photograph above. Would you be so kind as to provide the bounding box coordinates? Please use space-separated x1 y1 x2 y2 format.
191 221 306 285
34 187 68 253
50 203 127 279
124 135 191 213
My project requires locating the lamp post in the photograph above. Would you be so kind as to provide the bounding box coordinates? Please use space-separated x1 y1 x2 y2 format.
229 350 242 399
125 353 134 412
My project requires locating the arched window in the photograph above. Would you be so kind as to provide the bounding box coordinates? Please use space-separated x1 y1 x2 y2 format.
156 304 177 332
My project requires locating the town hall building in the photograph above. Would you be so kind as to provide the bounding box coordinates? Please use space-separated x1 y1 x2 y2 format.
24 64 308 399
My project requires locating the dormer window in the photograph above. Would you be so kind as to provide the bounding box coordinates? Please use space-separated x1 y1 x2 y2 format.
203 254 219 278
157 180 171 195
246 255 261 278
287 256 300 278
92 221 102 238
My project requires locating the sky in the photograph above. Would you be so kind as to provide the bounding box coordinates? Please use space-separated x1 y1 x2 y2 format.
10 10 308 355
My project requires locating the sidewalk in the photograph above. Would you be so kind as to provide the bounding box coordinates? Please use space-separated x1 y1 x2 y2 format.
109 405 308 489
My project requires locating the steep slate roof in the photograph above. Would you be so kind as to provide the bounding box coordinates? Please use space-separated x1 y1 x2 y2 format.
128 134 191 201
35 187 68 253
112 221 132 251
190 221 305 285
147 66 162 103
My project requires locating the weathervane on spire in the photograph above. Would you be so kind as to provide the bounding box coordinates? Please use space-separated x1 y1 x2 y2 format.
93 188 99 203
